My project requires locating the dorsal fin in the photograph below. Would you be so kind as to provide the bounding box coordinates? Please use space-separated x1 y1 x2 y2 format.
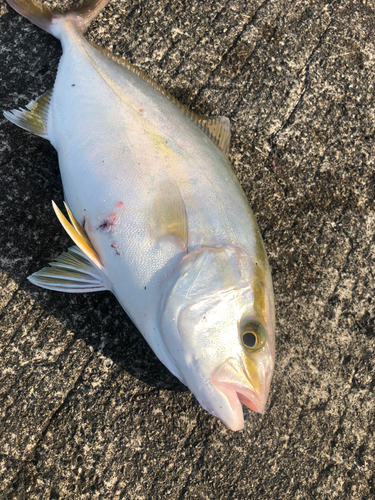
91 43 231 156
194 116 231 157
3 88 52 138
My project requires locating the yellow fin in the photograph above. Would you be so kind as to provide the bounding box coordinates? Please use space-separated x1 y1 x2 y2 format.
3 89 52 138
63 201 91 246
52 201 104 270
151 181 188 249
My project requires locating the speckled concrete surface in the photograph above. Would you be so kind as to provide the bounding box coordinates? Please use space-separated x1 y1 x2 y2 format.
0 0 374 498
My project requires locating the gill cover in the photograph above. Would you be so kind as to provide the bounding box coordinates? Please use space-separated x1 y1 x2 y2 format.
160 247 243 334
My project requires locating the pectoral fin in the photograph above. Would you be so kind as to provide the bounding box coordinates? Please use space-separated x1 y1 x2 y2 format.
151 181 188 249
28 246 110 293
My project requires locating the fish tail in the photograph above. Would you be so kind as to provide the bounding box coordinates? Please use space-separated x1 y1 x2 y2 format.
6 0 110 37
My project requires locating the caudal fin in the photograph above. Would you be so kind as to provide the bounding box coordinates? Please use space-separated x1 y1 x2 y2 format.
6 0 110 36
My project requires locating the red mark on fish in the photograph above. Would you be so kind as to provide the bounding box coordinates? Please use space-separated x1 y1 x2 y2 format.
98 201 125 231
111 242 120 255
99 213 117 229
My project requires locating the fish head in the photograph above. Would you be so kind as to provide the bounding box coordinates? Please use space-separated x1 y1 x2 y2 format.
159 246 275 431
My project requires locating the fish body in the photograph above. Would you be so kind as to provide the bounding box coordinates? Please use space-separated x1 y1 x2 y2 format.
4 0 275 430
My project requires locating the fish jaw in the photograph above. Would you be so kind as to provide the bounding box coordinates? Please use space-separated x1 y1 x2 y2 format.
192 356 268 432
197 383 245 432
211 357 268 430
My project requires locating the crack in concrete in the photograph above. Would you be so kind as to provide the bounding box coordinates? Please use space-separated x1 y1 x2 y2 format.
190 0 273 109
4 352 94 496
270 6 337 148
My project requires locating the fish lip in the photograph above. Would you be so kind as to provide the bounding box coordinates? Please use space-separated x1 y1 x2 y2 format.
211 357 266 426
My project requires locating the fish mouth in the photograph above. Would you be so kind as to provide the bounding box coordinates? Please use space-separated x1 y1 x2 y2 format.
211 357 266 431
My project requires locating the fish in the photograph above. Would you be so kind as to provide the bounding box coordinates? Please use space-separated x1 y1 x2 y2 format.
4 0 275 431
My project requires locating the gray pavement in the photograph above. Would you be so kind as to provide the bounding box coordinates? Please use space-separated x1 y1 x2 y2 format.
0 0 374 498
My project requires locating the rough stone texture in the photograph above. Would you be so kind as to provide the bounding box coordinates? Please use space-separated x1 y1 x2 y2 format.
0 0 374 498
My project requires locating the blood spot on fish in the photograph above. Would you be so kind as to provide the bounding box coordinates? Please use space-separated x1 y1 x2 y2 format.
98 202 125 231
99 213 117 230
111 243 120 255
139 108 143 113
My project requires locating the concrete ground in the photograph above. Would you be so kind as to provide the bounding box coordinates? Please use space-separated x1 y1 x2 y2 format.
0 0 374 498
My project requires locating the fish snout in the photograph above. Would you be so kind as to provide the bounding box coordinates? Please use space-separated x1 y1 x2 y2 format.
211 357 268 430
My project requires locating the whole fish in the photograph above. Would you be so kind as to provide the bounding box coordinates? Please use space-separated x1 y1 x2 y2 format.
4 0 275 431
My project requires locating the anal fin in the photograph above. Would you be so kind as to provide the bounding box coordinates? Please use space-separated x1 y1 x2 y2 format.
3 88 52 138
28 246 110 293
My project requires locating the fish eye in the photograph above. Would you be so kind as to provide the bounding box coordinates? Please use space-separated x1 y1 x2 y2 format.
240 320 266 352
243 331 257 348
